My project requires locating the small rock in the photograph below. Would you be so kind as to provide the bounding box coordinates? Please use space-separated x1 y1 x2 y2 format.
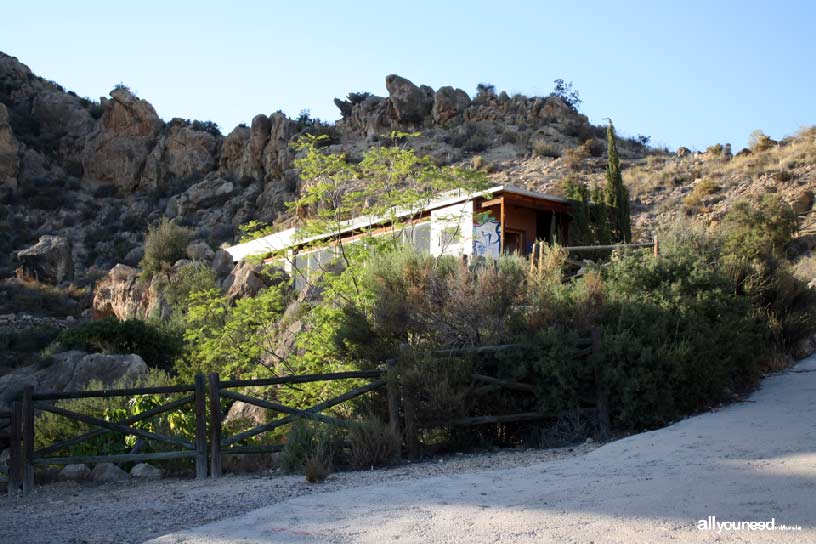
90 462 129 482
58 464 91 482
130 463 162 480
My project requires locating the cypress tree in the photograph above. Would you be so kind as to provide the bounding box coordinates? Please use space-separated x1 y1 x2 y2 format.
604 120 632 242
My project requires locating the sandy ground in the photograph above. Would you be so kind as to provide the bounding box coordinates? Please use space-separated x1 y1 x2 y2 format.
146 355 816 544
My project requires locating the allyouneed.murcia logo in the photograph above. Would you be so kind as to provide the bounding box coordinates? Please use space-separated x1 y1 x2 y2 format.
697 516 802 533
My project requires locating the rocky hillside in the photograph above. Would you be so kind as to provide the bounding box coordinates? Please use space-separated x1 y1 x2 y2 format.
1 50 814 299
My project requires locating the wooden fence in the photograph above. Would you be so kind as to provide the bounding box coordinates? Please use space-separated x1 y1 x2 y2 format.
5 329 604 495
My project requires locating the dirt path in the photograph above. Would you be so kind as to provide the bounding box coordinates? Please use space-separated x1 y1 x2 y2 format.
146 355 816 544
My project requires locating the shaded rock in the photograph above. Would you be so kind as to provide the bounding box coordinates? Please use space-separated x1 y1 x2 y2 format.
249 114 271 159
58 464 91 482
186 240 214 262
130 463 162 480
219 124 251 178
433 86 471 123
0 102 19 193
90 462 129 482
141 120 220 187
0 351 148 410
211 249 234 279
792 190 814 215
385 74 433 124
15 235 74 284
222 261 285 301
794 334 816 360
224 400 267 427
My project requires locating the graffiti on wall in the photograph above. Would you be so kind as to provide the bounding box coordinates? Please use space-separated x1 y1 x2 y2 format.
473 213 501 258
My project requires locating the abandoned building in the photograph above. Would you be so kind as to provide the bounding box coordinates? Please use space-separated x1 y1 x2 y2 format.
226 185 572 282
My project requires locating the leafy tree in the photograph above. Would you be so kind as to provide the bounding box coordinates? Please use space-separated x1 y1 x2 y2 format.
550 79 582 111
604 121 632 242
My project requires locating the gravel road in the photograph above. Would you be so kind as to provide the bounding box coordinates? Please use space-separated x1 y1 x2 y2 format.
146 355 816 544
0 438 595 543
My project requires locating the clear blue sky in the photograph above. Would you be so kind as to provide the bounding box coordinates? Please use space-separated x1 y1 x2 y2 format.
2 1 814 150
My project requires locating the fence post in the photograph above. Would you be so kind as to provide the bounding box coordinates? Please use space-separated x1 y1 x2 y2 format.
591 327 610 440
653 237 659 257
21 386 34 494
385 359 402 459
8 401 21 495
207 373 222 478
193 374 208 479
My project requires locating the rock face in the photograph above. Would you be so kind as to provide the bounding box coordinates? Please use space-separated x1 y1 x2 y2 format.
82 87 163 191
92 264 167 320
0 102 19 193
0 351 148 410
16 235 74 284
433 86 471 124
90 462 129 482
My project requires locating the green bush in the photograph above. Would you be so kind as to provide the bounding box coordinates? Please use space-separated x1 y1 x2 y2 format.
57 318 183 371
279 420 342 474
140 218 192 277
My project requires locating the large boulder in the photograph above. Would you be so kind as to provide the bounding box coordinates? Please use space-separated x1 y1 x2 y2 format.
16 235 74 284
92 264 167 320
0 102 19 193
385 74 433 124
82 87 163 191
219 124 251 178
0 351 148 410
141 120 220 187
433 86 471 123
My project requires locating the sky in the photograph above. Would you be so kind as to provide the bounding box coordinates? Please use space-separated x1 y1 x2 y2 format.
2 1 814 151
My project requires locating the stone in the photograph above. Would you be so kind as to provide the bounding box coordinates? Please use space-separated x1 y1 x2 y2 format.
130 463 162 480
224 400 267 427
793 334 816 360
385 74 433 124
211 249 235 279
92 264 164 320
222 261 286 301
792 190 814 215
90 462 129 482
433 86 471 124
186 240 215 261
58 464 91 482
186 177 234 208
16 235 74 284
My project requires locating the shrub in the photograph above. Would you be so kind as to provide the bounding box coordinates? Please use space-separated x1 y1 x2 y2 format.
348 419 401 468
532 141 561 158
57 318 183 371
749 130 775 153
140 218 192 277
279 421 341 475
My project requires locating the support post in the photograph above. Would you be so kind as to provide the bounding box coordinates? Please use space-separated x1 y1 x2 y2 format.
8 401 21 495
402 391 419 460
22 386 34 494
385 359 401 459
207 373 222 478
591 327 610 440
193 374 208 479
653 237 659 257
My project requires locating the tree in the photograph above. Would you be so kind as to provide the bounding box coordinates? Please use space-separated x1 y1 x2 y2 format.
550 79 582 112
604 121 632 243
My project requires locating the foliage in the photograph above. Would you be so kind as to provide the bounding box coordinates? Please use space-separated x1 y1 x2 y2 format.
140 218 192 278
34 370 192 458
604 121 632 242
279 420 342 475
57 318 184 371
561 178 612 245
177 279 287 380
550 79 582 111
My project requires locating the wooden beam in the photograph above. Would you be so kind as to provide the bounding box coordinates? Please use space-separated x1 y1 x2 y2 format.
500 196 506 254
471 374 536 393
32 450 196 466
450 412 547 426
219 369 384 389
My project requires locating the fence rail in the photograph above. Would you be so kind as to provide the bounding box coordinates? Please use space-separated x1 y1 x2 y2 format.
5 329 605 495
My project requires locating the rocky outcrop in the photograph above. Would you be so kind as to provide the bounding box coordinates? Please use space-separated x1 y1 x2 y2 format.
92 264 166 320
0 351 148 410
141 119 220 187
385 74 434 124
433 86 471 124
222 261 285 301
16 235 74 284
0 102 19 193
82 87 163 191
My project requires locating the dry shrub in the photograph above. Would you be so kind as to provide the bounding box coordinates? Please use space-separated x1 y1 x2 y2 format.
304 453 331 483
348 419 401 468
